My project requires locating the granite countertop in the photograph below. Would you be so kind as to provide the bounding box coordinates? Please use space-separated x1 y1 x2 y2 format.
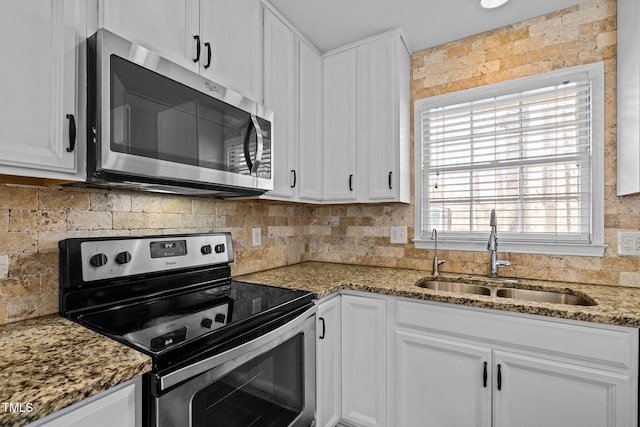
236 261 640 328
3 261 639 426
0 314 151 427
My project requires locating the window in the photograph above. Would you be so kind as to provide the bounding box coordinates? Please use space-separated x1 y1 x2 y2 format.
414 63 605 256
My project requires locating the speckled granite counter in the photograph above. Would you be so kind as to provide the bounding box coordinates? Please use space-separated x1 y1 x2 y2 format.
236 261 640 328
0 314 151 427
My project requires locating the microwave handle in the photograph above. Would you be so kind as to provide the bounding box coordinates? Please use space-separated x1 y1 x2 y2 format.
243 114 264 175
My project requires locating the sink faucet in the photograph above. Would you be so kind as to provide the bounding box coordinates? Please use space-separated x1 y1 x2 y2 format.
487 209 510 278
431 229 445 276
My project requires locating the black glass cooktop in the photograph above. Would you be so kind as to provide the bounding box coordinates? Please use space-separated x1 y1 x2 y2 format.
78 280 313 356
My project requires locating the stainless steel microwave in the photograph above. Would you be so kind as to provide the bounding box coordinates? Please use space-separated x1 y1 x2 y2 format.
85 29 273 197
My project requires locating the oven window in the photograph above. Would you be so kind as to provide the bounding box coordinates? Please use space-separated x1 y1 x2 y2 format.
192 334 304 427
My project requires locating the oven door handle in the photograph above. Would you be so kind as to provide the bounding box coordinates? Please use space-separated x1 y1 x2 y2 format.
159 305 317 391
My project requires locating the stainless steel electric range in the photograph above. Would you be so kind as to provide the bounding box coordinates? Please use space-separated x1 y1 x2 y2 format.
59 232 316 427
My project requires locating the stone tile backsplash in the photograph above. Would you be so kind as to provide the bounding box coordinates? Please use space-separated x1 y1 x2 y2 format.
1 0 639 326
0 185 311 324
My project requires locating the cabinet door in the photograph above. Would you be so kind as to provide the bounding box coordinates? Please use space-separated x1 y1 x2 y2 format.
493 350 634 427
323 49 357 201
263 9 298 199
341 295 386 427
201 0 262 101
30 378 140 427
100 0 199 73
316 297 342 427
298 41 324 202
395 330 492 427
363 36 410 203
0 0 79 176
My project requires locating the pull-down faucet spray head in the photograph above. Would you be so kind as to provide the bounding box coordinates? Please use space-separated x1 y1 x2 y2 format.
487 209 498 251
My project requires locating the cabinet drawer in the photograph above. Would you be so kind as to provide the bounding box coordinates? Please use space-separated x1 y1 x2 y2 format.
396 300 637 370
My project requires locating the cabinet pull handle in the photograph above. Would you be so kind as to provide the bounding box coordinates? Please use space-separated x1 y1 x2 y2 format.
483 361 488 388
291 170 297 188
66 114 76 153
204 42 212 69
319 317 326 339
388 171 393 189
193 35 201 63
497 364 502 391
349 174 354 191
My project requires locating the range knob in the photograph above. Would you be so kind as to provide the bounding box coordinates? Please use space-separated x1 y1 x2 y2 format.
214 244 225 254
89 253 108 268
215 313 226 324
201 318 213 329
201 244 212 255
115 251 132 265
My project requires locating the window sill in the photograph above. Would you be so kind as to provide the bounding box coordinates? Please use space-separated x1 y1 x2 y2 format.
414 239 606 257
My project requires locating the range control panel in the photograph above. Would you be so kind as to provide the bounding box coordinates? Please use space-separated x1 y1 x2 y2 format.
79 233 233 282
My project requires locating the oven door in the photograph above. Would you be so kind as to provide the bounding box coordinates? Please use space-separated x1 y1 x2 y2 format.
155 307 316 427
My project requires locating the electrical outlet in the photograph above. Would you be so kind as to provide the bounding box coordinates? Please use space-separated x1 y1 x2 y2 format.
252 227 262 247
390 226 408 244
618 231 640 256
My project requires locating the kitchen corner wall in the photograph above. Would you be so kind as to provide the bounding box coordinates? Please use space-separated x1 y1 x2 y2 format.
0 184 311 325
309 0 640 287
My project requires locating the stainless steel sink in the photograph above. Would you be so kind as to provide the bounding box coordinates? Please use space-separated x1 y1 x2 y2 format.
416 281 491 296
416 279 596 306
495 288 596 306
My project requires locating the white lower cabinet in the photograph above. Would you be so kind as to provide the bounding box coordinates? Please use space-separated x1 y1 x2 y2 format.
395 331 491 427
316 294 638 427
28 377 141 427
493 351 632 427
395 300 639 427
341 295 387 427
316 296 342 427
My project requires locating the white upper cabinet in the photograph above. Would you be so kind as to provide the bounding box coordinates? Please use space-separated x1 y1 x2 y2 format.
99 0 262 101
359 35 410 203
323 48 358 202
200 0 262 101
261 7 323 203
617 0 640 196
0 0 82 180
323 30 410 204
263 8 298 199
98 0 199 72
297 40 324 202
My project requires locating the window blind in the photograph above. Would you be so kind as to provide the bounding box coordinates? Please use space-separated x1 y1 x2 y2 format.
419 79 593 246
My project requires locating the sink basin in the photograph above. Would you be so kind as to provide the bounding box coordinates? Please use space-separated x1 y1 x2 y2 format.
417 281 491 296
496 288 596 306
416 279 596 306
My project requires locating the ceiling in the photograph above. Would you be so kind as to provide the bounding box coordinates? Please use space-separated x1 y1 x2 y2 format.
268 0 578 53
